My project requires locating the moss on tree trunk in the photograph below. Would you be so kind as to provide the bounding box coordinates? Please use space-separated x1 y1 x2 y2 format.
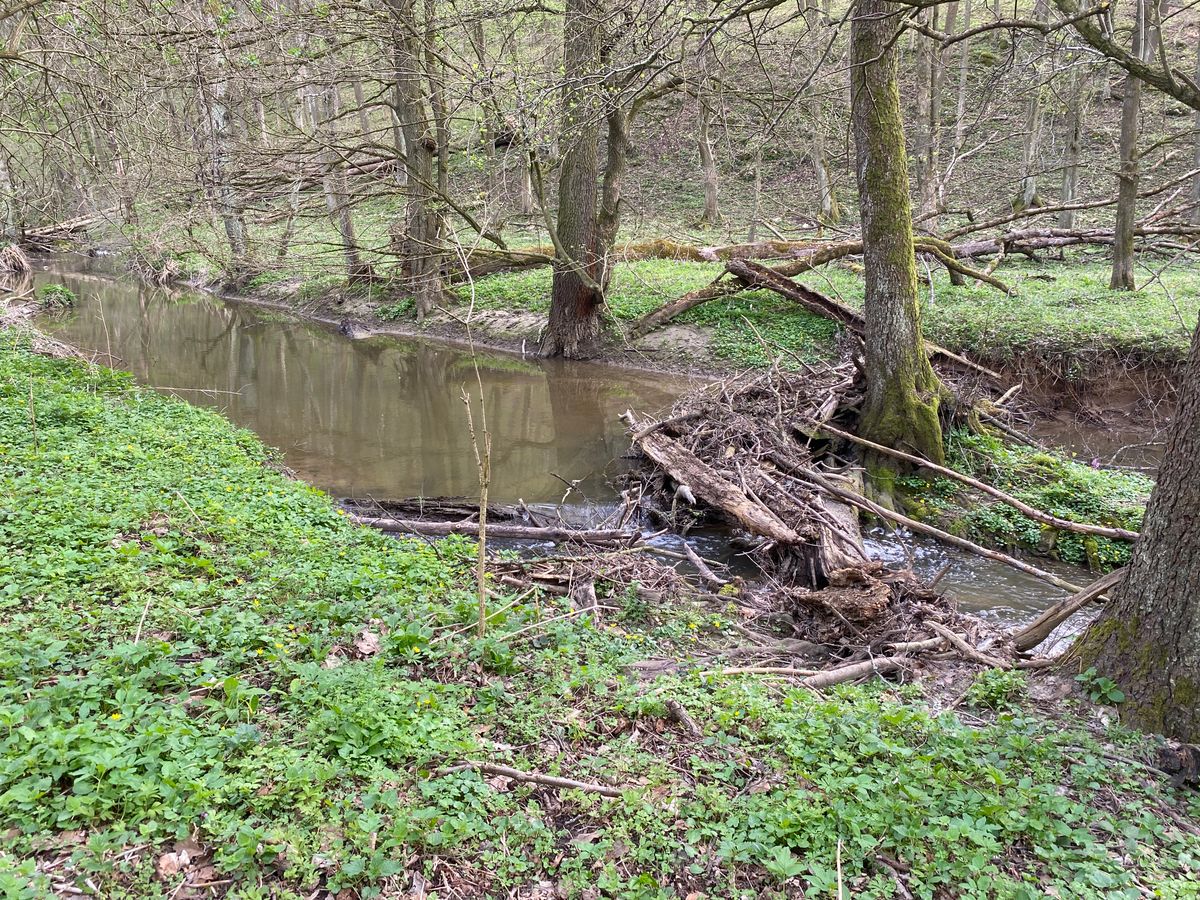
1073 317 1200 742
850 0 946 465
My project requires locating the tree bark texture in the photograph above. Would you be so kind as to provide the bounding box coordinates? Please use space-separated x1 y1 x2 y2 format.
307 77 371 282
391 0 444 317
1014 0 1050 212
850 0 946 465
542 0 607 358
1111 0 1147 290
1058 67 1091 229
1075 317 1200 742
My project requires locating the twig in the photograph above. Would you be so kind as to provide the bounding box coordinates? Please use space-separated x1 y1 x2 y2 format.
925 621 1012 669
701 665 822 677
437 760 626 798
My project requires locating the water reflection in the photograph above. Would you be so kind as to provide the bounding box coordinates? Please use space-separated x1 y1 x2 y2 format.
39 259 685 503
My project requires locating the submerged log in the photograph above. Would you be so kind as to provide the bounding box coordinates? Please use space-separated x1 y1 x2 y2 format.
349 514 634 545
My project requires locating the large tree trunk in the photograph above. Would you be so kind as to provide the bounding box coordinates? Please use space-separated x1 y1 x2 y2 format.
306 77 372 283
804 1 839 224
391 0 444 318
1192 32 1200 225
1074 317 1200 742
952 0 973 150
695 5 721 227
851 0 946 465
912 9 941 225
0 144 20 243
1111 0 1147 290
1058 67 1091 229
352 79 372 138
200 60 248 268
697 99 721 225
541 0 606 359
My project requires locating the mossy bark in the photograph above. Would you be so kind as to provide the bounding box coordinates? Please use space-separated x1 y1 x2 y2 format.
1074 317 1200 742
850 0 946 465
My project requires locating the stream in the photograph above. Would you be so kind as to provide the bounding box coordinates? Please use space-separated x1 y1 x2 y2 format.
34 256 1111 632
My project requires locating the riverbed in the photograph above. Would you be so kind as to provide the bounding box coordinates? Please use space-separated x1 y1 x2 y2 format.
35 256 1107 631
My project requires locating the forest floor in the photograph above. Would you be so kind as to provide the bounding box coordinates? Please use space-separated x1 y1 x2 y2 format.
3 325 1200 899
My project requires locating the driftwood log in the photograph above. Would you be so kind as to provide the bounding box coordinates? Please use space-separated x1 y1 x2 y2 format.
349 514 635 545
621 410 806 545
816 422 1140 542
1011 568 1126 652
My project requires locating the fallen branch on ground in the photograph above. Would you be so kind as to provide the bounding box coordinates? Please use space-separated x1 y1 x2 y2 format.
725 259 1002 380
1011 568 1126 652
925 621 1012 669
437 761 626 797
348 514 635 545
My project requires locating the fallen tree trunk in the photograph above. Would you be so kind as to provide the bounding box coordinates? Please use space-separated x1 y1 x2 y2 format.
1011 567 1125 652
349 514 634 545
816 422 1140 541
725 259 1002 380
943 166 1200 240
952 225 1200 260
622 410 807 545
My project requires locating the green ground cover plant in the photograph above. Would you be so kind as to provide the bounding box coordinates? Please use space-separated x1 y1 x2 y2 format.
2 335 1197 898
898 430 1152 570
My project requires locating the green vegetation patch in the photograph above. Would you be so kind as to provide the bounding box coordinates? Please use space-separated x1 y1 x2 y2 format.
462 259 841 366
457 255 1200 373
901 429 1152 569
1 337 1197 897
34 284 77 309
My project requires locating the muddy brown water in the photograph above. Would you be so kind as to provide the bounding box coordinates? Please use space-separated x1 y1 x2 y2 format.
34 257 1119 628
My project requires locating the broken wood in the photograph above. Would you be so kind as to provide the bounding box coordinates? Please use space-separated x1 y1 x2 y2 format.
1011 567 1125 652
802 656 908 689
622 410 807 545
665 698 702 737
925 621 1012 669
683 541 728 589
438 761 625 797
815 422 1140 542
348 514 634 545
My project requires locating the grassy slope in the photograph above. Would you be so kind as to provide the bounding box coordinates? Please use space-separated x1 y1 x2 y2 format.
2 337 1200 898
446 256 1200 373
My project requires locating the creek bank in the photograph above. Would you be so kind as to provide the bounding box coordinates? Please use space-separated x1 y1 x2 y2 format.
32 254 1161 576
3 333 1200 898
